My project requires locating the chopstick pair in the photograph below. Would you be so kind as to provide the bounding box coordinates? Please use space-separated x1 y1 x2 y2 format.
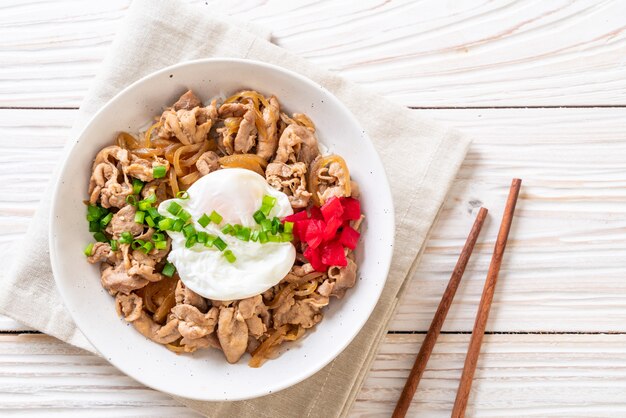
392 178 522 418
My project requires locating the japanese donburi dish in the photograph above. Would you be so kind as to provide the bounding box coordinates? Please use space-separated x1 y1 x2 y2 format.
84 89 363 366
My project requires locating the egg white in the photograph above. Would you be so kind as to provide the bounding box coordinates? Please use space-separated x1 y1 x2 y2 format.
158 168 295 301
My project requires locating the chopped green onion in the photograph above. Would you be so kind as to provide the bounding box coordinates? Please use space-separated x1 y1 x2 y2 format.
253 210 266 224
260 205 272 216
178 209 192 222
131 239 145 250
137 195 156 211
258 231 269 244
132 178 144 195
145 216 156 228
268 234 280 243
137 200 151 211
209 210 223 224
271 217 280 235
134 211 146 224
283 221 294 234
281 232 294 242
205 234 217 247
250 230 260 242
196 231 208 244
213 236 227 251
260 195 277 216
260 219 272 232
235 226 251 242
263 195 276 208
87 205 107 221
86 205 100 222
167 201 182 216
223 250 236 263
119 231 133 244
154 240 167 250
221 224 234 235
84 242 94 257
93 232 108 243
147 207 160 220
158 218 174 231
176 190 189 199
99 212 113 228
110 240 119 251
141 241 154 254
152 232 165 242
126 195 137 206
263 195 277 206
185 235 197 248
162 262 176 277
183 224 196 239
233 224 242 233
88 221 101 233
198 213 211 228
172 219 184 232
153 165 167 179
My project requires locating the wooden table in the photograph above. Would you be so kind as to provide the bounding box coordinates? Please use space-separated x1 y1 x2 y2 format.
2 1 626 416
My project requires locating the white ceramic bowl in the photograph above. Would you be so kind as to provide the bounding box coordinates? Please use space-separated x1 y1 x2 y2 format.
50 58 394 401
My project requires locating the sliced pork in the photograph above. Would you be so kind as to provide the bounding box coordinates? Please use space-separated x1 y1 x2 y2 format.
105 205 144 238
327 258 357 298
125 155 170 182
172 304 219 340
159 104 217 145
115 293 143 322
233 107 257 154
132 312 181 344
217 306 248 363
196 150 220 176
273 292 329 329
274 124 319 166
175 281 208 312
265 162 311 208
173 90 202 111
257 96 280 160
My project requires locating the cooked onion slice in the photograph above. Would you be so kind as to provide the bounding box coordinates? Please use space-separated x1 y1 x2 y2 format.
249 325 288 368
308 154 351 205
267 283 296 309
294 281 318 297
219 154 266 176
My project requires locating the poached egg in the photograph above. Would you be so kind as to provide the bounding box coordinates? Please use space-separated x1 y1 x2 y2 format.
158 168 295 300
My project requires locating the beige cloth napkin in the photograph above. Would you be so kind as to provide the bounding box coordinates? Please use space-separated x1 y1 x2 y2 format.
0 0 470 416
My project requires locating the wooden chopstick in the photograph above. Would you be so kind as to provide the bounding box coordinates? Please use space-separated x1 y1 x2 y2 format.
392 207 488 418
451 178 522 418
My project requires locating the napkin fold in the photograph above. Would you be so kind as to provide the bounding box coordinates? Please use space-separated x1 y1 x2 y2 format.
0 0 470 416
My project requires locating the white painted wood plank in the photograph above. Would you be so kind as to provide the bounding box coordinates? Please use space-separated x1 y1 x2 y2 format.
1 107 625 332
393 107 626 332
2 0 626 107
354 333 626 417
0 333 625 417
0 335 199 416
0 109 71 333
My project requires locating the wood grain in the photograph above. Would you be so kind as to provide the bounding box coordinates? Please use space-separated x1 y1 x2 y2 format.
0 334 200 417
452 180 520 418
393 208 487 418
2 0 626 107
1 333 625 417
354 333 626 418
2 1 625 415
1 107 626 332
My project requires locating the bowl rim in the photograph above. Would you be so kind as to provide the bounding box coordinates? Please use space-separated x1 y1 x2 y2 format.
49 57 395 401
